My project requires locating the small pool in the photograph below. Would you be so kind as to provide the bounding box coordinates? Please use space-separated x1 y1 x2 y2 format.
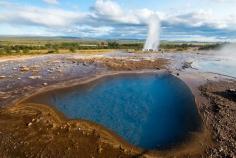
25 73 202 150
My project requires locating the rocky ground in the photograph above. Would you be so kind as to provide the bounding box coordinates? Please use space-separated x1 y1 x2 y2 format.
0 52 235 158
0 53 167 107
199 81 236 158
0 103 135 158
0 56 99 107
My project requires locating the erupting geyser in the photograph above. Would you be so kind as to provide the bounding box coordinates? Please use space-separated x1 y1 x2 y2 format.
143 14 160 51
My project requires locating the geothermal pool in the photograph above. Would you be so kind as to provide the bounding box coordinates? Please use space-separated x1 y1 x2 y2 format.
26 73 201 149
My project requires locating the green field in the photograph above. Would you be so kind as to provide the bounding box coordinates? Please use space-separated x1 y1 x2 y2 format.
0 36 225 56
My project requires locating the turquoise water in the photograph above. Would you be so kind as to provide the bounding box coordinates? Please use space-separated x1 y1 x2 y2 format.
27 73 201 149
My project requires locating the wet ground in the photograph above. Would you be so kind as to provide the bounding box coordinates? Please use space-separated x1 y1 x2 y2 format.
0 55 101 107
0 51 235 157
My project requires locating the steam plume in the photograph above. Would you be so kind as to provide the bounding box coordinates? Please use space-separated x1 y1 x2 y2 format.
144 14 160 51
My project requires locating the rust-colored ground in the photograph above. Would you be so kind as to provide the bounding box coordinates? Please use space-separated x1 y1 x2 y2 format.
75 58 168 71
199 81 236 157
0 103 135 158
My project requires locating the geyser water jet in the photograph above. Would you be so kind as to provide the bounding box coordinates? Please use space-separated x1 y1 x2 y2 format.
143 14 160 51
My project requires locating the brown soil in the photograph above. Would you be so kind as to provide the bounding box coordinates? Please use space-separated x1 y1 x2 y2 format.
199 81 236 157
75 58 168 71
0 103 135 158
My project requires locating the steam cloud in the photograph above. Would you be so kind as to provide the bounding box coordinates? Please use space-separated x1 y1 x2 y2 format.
214 44 236 60
144 14 160 51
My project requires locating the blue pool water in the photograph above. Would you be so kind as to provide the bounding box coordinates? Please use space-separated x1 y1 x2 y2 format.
27 73 201 149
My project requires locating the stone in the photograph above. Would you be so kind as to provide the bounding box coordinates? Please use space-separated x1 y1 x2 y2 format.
47 70 53 73
20 66 30 71
82 62 88 66
42 83 48 86
182 62 192 69
31 65 40 69
27 122 33 127
0 91 6 95
0 75 6 79
52 123 57 128
52 60 61 64
98 145 103 154
226 89 236 95
0 91 10 99
28 76 41 79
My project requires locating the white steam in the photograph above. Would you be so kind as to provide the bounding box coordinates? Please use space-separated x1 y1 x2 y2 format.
143 14 160 51
213 44 236 60
193 43 236 78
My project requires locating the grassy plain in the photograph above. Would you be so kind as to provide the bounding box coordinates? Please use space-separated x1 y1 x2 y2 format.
0 36 224 56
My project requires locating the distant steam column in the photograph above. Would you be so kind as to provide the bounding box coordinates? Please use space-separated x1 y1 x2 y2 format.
143 14 160 52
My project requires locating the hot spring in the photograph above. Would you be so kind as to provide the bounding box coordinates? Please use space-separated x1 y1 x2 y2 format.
25 73 202 150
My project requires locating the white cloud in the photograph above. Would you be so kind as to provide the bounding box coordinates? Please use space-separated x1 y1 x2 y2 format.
92 0 236 31
43 0 59 4
0 4 86 27
92 0 139 24
0 0 236 41
161 9 236 30
64 25 114 37
208 0 236 2
93 0 123 19
0 24 61 36
92 0 161 25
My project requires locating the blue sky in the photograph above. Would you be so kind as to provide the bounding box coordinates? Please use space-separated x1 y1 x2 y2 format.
0 0 236 41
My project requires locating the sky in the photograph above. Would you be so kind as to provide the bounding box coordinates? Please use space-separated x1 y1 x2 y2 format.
0 0 236 41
